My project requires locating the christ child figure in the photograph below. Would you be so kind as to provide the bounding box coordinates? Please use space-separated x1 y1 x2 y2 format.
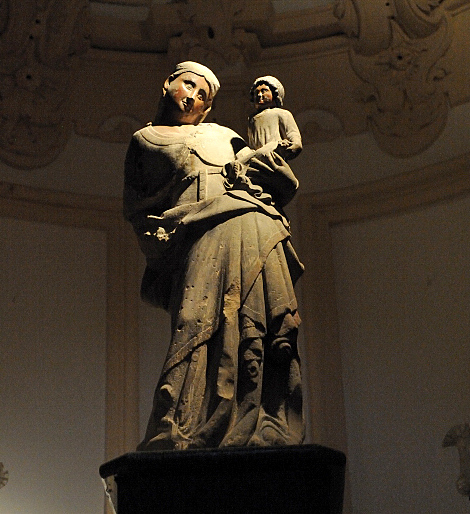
248 76 302 161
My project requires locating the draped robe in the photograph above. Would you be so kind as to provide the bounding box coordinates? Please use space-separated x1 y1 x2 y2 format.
124 122 305 450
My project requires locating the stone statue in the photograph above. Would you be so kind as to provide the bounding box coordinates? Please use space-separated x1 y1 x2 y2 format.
124 62 304 450
248 76 302 161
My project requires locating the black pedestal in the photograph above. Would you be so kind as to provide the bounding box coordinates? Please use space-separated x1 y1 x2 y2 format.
100 444 346 513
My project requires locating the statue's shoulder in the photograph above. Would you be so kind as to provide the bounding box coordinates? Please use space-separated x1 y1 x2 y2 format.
132 124 193 147
201 123 242 140
273 108 296 122
132 122 152 139
250 108 283 123
187 123 243 164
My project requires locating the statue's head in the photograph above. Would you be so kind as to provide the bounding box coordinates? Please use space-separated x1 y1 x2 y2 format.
156 61 220 126
250 76 285 112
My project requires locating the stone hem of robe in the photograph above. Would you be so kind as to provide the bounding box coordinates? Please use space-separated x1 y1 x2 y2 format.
138 208 304 450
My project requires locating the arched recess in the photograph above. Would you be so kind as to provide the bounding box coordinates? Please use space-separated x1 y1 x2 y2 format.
0 181 141 461
297 150 470 453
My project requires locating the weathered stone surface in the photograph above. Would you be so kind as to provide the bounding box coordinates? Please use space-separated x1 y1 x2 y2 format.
248 75 302 161
124 61 304 450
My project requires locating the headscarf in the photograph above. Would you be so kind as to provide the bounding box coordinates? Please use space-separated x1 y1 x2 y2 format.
171 61 220 99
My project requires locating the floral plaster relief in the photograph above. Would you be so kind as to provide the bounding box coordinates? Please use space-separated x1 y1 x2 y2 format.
0 0 90 169
334 0 453 156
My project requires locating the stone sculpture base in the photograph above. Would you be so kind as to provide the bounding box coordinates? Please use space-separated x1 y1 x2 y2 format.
99 444 346 514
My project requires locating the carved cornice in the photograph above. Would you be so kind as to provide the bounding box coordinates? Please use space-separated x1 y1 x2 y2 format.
90 0 341 53
0 0 90 169
298 151 470 223
334 0 454 156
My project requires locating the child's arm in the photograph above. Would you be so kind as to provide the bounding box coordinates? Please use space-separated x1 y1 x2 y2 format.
279 109 302 159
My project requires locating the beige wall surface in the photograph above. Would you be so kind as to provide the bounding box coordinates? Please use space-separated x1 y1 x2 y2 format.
292 102 470 195
137 273 172 440
0 135 127 199
332 196 470 513
0 218 107 513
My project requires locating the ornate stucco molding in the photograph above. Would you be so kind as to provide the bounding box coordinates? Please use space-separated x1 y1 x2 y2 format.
0 0 90 169
161 0 263 74
334 0 453 156
2 1 468 168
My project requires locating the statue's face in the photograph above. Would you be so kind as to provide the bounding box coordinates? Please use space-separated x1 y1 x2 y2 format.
164 72 211 125
253 83 275 111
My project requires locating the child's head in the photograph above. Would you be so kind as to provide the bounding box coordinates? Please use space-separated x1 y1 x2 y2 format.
250 76 285 111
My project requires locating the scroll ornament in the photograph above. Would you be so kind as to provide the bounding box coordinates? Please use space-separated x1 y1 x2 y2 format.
334 0 452 157
0 0 90 169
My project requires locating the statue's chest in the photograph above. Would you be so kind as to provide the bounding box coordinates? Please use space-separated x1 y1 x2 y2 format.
184 129 236 167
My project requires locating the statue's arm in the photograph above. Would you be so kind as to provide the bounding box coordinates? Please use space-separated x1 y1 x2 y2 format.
279 109 302 158
123 134 174 234
247 148 299 206
228 143 298 208
222 127 299 207
123 136 144 230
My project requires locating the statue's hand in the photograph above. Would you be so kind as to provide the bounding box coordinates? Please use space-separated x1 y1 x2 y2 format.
223 160 247 181
277 139 302 160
